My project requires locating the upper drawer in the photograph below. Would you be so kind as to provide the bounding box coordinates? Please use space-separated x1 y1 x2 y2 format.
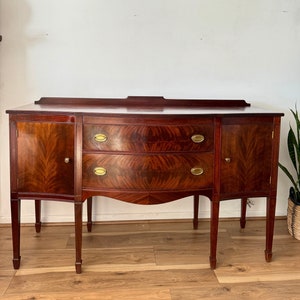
83 124 214 152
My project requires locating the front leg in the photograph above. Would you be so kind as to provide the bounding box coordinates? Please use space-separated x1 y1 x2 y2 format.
265 196 276 262
11 198 21 269
74 201 83 274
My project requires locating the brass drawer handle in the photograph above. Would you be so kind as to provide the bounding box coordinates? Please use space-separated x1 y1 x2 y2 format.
225 157 231 163
94 133 107 143
190 167 204 176
191 134 205 143
94 167 107 176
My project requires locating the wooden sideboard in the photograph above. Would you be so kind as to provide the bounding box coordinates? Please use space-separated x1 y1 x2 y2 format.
6 96 283 274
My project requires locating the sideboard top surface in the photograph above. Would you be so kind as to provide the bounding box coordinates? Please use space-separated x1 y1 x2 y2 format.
6 96 284 116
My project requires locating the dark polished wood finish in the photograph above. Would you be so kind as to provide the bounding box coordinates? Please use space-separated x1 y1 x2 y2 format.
7 96 283 273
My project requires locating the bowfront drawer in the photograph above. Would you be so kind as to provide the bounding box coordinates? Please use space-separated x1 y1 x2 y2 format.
82 153 213 190
83 124 214 152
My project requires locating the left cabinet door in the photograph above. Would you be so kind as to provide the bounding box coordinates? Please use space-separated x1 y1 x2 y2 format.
16 122 74 195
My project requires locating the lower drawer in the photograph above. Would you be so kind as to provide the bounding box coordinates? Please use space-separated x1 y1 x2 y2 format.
82 153 213 190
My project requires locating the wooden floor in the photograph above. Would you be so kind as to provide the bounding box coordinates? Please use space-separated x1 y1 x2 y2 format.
1 218 300 299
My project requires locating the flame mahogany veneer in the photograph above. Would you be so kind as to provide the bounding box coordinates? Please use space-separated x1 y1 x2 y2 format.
6 96 283 274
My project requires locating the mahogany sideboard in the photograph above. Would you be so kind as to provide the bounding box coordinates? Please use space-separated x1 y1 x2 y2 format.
6 96 283 274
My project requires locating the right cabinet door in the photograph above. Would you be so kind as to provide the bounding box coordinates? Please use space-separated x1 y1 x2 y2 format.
220 117 274 197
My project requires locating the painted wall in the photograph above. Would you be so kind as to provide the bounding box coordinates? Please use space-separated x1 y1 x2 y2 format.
1 0 300 223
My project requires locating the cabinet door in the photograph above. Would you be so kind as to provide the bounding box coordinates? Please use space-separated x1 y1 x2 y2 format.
16 122 74 195
220 118 273 196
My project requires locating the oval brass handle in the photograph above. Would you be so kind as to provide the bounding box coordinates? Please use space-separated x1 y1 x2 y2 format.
190 167 204 176
225 157 231 163
94 133 107 143
191 134 205 144
94 167 107 176
64 157 71 164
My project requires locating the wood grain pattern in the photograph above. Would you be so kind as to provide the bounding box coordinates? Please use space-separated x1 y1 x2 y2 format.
17 122 74 195
220 122 273 196
1 219 300 299
82 153 213 190
83 124 214 152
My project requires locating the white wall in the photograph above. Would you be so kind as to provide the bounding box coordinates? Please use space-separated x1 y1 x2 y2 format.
1 0 300 224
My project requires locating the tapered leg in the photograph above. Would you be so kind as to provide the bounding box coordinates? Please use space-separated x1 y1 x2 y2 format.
265 196 276 262
87 197 92 232
11 198 21 269
193 194 199 229
74 201 83 274
210 199 220 269
240 198 247 229
35 200 42 233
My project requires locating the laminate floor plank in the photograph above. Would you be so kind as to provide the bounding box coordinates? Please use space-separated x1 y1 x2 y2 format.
153 247 209 266
170 281 300 300
7 269 216 294
0 251 14 269
0 270 15 297
68 231 214 250
0 288 172 300
215 261 300 283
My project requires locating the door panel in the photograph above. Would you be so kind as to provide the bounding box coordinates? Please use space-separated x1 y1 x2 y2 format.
220 121 273 195
17 122 74 195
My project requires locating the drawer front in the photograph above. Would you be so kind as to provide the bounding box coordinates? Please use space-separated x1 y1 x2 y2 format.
83 124 214 152
82 153 213 190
